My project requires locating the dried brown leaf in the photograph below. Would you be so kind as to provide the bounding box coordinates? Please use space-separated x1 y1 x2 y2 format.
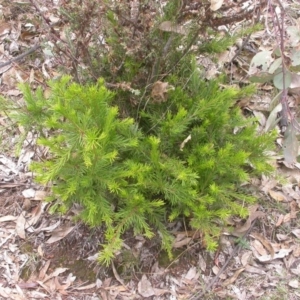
290 200 298 218
34 191 48 200
292 229 300 239
260 176 278 194
276 214 284 227
39 260 51 281
43 267 68 283
198 254 207 271
17 282 39 289
241 251 252 266
233 205 264 235
251 232 275 258
112 261 126 287
0 21 11 36
36 280 51 294
269 190 287 202
138 275 155 298
245 265 266 274
173 237 192 248
27 202 47 226
254 248 292 262
252 240 268 256
293 245 300 257
74 283 97 291
153 288 170 296
184 267 198 281
37 244 44 257
45 225 75 244
151 81 171 103
15 213 26 239
290 259 300 274
210 0 224 11
283 213 291 223
289 279 299 288
222 268 245 286
276 233 289 241
0 215 17 223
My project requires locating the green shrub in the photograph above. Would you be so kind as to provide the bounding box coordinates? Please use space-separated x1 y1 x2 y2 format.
0 70 275 264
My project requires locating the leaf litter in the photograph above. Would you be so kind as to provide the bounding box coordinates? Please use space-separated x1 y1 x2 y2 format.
1 0 300 299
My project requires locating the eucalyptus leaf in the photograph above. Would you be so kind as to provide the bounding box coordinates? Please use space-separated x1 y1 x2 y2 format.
291 50 300 67
287 26 300 47
265 103 282 132
249 51 273 75
269 91 282 112
268 58 282 74
249 72 274 83
283 124 299 164
273 69 292 90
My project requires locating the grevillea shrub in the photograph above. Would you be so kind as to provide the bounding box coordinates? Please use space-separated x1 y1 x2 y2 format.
0 70 275 264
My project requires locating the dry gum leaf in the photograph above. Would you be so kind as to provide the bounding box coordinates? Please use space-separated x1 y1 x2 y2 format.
222 268 245 286
151 81 174 103
251 232 275 258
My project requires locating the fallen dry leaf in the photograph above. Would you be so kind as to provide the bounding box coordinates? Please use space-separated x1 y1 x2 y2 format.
112 261 126 287
17 282 39 289
36 280 51 294
276 233 289 241
290 200 298 218
73 283 97 291
198 254 207 272
290 259 300 275
289 279 299 288
27 202 47 227
233 205 265 235
283 213 291 223
275 214 284 227
222 268 245 286
15 213 26 239
260 176 278 194
210 0 224 11
184 267 198 281
173 236 192 248
253 248 292 262
245 265 266 275
153 288 170 296
37 244 44 257
45 225 75 244
42 267 68 283
292 229 300 239
34 190 48 200
241 251 252 266
0 215 17 222
251 232 275 258
138 275 155 298
292 245 300 257
151 81 173 103
22 188 36 198
39 260 51 281
0 21 11 36
251 240 268 256
269 190 287 201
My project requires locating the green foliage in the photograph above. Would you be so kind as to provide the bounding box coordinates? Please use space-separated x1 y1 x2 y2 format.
1 69 275 264
0 0 276 266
